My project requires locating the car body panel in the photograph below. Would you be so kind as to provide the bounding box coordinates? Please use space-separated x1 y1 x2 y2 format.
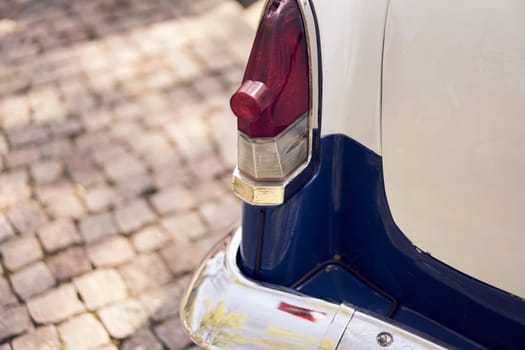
182 0 525 348
240 134 525 349
382 0 525 298
313 0 387 155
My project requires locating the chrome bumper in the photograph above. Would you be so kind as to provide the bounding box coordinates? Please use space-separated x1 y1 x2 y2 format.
180 228 446 350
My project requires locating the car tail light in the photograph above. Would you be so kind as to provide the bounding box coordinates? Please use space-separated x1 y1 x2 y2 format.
231 0 310 183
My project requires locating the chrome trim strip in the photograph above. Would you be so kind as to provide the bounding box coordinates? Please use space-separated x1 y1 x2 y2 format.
180 228 446 350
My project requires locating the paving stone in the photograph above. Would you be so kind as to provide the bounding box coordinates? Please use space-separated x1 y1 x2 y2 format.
190 155 226 181
131 225 169 253
128 132 171 156
139 280 188 322
37 219 81 253
11 325 60 350
47 246 92 281
69 130 101 151
208 110 237 169
0 214 15 243
30 160 64 184
58 314 110 350
0 171 31 208
162 211 207 241
115 174 155 200
41 138 73 158
5 147 41 168
84 186 122 213
81 109 112 131
166 116 213 161
5 125 48 147
121 328 163 350
73 269 127 310
119 253 172 295
199 195 241 230
7 201 48 235
0 276 18 308
112 103 142 121
10 262 55 300
103 154 146 181
0 96 31 129
152 165 193 190
0 135 8 155
91 145 128 165
114 200 156 234
66 157 105 188
87 236 135 267
98 299 149 339
150 186 196 215
36 183 85 219
0 305 32 340
79 212 117 243
27 284 85 324
154 318 192 350
160 239 204 275
96 346 118 350
0 0 258 347
143 145 181 170
0 235 43 271
49 119 83 137
193 180 226 203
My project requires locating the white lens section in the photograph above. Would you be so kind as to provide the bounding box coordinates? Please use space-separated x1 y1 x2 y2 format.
238 115 308 181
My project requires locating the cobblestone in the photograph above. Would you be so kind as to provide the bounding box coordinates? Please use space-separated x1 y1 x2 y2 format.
0 235 43 272
58 314 110 350
7 201 47 235
99 299 149 339
121 328 163 350
150 186 196 215
47 246 92 281
11 325 60 350
85 186 122 213
27 284 85 324
87 236 135 267
37 219 81 253
0 305 32 340
131 225 169 253
162 212 207 241
114 200 156 234
74 269 127 310
80 212 118 243
0 171 30 208
154 318 192 350
10 262 55 300
36 183 85 219
0 0 255 347
0 277 17 308
139 279 188 322
30 160 64 184
0 215 14 243
199 195 241 230
5 147 41 169
160 239 204 275
119 253 172 295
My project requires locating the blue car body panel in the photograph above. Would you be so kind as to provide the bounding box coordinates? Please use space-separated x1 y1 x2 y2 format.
239 134 525 349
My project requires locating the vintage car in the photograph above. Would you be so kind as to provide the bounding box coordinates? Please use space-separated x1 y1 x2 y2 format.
181 0 525 348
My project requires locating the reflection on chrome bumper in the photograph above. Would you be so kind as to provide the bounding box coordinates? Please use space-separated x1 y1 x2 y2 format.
180 228 445 350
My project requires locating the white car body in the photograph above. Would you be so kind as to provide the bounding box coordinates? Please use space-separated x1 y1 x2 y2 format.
314 0 525 299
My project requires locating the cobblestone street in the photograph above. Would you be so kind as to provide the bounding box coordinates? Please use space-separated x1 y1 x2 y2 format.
0 0 259 348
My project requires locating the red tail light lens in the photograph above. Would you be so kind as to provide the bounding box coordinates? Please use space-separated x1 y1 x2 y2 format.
231 0 309 138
